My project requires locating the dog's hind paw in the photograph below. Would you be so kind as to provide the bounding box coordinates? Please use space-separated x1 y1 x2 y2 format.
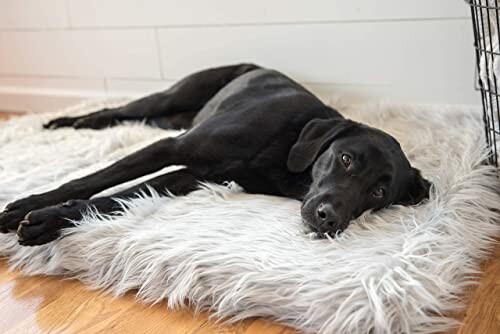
16 200 87 246
44 114 116 130
72 116 115 129
43 116 80 129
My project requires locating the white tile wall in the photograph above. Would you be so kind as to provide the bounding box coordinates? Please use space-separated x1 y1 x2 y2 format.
106 79 174 97
0 0 69 29
0 76 105 95
158 20 473 85
66 0 468 27
0 30 161 78
0 0 479 113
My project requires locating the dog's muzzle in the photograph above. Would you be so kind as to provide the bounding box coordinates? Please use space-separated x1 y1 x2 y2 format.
301 196 351 236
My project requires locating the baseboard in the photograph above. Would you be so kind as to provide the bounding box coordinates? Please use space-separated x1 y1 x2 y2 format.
0 85 480 115
0 89 108 113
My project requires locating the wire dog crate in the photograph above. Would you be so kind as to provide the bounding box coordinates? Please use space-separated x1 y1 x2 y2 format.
468 0 500 167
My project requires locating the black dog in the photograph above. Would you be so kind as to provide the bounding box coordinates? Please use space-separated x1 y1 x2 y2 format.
0 64 430 246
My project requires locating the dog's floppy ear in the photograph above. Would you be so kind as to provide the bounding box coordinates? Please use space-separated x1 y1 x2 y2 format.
287 118 353 173
398 168 431 206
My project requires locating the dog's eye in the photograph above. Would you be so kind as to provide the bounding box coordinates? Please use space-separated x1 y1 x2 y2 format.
372 187 385 198
341 154 352 167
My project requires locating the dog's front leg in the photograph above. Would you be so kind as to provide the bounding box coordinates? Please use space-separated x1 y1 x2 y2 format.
16 168 201 246
0 137 185 233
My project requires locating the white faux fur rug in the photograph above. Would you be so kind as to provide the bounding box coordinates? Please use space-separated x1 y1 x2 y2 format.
0 98 499 334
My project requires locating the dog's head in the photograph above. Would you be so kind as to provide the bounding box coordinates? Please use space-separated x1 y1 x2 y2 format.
288 117 431 236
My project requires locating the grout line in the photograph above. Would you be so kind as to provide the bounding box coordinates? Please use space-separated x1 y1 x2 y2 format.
63 0 73 29
154 28 166 79
0 16 471 32
0 72 163 81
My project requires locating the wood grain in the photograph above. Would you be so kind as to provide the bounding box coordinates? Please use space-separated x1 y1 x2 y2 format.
457 242 500 334
0 261 298 334
0 111 498 333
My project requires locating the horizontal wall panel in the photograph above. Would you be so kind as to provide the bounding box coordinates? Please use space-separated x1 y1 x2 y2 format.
158 19 475 104
0 30 161 79
0 76 106 96
0 0 69 29
305 82 479 106
67 0 468 28
107 79 174 98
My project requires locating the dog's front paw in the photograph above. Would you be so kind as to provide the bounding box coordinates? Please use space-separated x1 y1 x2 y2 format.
0 210 26 233
0 194 60 233
0 197 42 233
17 200 87 246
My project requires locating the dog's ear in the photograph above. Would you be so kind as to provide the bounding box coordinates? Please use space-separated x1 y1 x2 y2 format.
398 168 431 206
287 118 354 173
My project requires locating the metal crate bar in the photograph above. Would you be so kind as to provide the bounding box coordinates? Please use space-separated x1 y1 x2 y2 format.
473 46 500 56
468 0 500 166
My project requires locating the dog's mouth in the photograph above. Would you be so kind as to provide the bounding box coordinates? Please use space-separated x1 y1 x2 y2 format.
304 220 320 233
303 221 349 238
300 209 322 235
302 213 352 238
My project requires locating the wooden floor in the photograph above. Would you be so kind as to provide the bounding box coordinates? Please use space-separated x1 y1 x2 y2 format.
0 111 498 334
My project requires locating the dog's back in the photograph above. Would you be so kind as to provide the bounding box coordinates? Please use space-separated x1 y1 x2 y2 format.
192 68 325 127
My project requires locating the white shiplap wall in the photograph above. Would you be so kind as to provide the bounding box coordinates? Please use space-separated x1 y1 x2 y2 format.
0 0 477 112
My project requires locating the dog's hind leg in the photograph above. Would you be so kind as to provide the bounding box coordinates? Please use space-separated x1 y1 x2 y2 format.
16 168 201 246
44 63 260 130
0 136 191 232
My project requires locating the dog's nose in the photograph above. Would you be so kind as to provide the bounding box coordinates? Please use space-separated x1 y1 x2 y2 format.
316 202 338 230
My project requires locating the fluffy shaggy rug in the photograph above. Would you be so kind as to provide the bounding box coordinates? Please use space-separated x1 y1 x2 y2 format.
0 98 499 334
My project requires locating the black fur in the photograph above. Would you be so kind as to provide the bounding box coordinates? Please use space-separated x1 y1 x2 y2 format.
0 64 431 245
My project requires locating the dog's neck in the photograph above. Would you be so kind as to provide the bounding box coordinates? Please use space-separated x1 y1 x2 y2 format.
321 105 344 121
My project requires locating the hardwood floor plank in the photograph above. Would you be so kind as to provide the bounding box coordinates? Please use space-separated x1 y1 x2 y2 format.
457 243 500 334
